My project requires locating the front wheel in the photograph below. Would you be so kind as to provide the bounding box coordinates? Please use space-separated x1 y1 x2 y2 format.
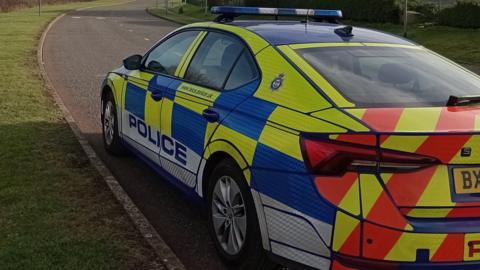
207 158 277 270
102 91 125 155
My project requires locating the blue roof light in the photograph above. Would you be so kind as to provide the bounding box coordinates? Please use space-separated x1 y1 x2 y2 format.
211 6 343 19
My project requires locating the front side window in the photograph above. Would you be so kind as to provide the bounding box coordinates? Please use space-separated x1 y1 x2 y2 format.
295 46 480 107
144 31 199 75
185 32 244 89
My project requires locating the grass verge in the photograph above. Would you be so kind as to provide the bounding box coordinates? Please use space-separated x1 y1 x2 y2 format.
148 4 214 25
0 1 160 269
148 5 480 67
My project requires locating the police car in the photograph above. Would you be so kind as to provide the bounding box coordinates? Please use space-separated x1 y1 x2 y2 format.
101 6 480 270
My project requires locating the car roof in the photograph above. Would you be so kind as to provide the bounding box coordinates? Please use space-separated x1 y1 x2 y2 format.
225 20 416 46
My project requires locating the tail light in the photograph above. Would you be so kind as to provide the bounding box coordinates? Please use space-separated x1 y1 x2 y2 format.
301 138 439 176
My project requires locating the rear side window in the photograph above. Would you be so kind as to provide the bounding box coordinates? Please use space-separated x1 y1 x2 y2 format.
144 31 199 76
296 46 480 107
225 50 258 90
185 32 244 89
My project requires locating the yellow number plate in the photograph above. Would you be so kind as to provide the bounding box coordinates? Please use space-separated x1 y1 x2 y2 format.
453 167 480 194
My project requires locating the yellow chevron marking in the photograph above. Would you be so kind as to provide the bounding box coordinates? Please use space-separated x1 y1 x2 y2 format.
333 211 359 252
395 108 441 132
279 46 354 108
258 124 302 161
338 178 360 216
450 135 480 164
345 109 367 120
381 135 428 152
361 174 413 231
360 174 384 217
386 233 447 262
415 166 455 208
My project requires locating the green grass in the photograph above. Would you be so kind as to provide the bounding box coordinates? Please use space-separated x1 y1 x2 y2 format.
0 1 159 269
148 4 215 25
148 5 480 66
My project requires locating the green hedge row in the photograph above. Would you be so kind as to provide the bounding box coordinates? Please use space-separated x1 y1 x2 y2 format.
439 1 480 28
243 0 400 23
0 0 93 12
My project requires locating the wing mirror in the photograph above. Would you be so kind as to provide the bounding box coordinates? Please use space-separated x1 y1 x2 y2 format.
123 54 142 70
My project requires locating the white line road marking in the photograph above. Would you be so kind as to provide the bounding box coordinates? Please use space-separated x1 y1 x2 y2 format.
128 29 133 32
96 17 106 20
144 38 150 41
71 16 81 19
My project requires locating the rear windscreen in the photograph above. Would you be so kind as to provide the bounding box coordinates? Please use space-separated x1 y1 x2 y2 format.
295 46 480 107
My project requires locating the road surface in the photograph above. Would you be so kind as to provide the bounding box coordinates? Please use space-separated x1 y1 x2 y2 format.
42 1 228 269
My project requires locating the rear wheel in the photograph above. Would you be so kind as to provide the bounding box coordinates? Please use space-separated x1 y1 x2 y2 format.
207 158 277 270
102 91 124 155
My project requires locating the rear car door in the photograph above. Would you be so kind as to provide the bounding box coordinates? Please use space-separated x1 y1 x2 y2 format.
159 31 261 188
121 30 201 165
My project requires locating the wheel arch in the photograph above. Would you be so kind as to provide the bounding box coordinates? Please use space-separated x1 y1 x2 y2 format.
199 140 252 200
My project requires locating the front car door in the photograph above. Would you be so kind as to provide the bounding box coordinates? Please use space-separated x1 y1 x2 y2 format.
159 31 261 189
121 30 202 166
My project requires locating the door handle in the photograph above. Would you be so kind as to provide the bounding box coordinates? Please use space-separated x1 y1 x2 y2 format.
202 108 219 123
151 90 162 101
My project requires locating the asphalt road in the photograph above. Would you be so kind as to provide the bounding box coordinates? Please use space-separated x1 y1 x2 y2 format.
42 1 228 269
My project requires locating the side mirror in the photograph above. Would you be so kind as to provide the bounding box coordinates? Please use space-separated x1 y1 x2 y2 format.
123 54 142 70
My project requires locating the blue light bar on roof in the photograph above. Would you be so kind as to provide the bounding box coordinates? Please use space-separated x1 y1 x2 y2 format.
211 6 343 19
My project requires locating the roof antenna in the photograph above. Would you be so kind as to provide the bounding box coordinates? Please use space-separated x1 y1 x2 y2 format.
334 25 354 37
305 10 309 32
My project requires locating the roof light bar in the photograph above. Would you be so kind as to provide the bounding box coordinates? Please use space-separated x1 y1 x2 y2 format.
211 6 343 20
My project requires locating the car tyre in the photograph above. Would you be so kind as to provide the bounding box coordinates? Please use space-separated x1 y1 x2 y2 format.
102 91 125 155
207 158 277 270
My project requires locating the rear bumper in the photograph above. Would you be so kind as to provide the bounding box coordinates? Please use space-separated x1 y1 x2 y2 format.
335 254 480 270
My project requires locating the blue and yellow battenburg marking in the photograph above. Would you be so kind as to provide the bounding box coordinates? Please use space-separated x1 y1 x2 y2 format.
102 18 480 270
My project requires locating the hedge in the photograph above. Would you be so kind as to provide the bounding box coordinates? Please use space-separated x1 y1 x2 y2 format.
439 1 480 28
0 0 93 12
243 0 400 23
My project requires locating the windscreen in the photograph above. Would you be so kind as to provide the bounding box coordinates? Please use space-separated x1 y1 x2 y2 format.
295 46 480 107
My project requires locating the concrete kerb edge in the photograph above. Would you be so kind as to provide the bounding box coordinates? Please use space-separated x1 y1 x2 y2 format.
36 2 186 270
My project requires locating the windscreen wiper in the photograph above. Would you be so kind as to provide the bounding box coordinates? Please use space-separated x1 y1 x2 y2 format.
446 95 480 106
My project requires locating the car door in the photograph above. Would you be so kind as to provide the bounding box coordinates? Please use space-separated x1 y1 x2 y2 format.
159 31 261 188
121 30 202 166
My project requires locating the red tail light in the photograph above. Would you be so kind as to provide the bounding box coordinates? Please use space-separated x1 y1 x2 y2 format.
301 138 439 176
